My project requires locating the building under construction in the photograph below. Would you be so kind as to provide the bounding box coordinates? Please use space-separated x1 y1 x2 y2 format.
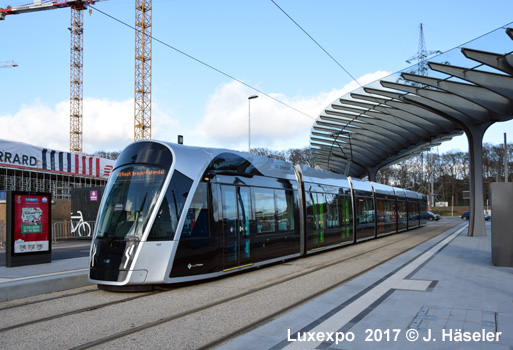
0 138 114 200
0 138 115 245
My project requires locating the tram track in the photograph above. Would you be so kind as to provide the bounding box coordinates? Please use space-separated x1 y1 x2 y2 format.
203 223 463 349
0 287 97 312
0 290 158 333
0 221 462 349
58 221 462 350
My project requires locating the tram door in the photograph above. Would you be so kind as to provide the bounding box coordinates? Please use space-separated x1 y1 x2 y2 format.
306 191 326 250
221 185 252 270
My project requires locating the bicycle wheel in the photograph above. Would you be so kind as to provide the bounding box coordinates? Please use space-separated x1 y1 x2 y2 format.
78 222 92 237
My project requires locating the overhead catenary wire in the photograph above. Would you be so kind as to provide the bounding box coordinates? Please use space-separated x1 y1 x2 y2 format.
269 0 387 166
269 0 394 135
89 5 316 121
270 0 362 88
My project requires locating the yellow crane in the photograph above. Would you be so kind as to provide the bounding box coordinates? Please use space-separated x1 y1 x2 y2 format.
2 1 153 146
134 0 152 141
1 1 98 153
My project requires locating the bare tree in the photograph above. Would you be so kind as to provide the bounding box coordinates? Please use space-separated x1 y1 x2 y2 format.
287 147 316 167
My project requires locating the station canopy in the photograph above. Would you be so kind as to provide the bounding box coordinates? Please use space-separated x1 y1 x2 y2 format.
310 25 513 180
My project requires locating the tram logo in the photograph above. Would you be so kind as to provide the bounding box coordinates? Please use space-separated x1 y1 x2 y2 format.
187 263 204 269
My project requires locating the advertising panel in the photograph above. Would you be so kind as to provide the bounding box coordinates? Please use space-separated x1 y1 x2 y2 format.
13 193 50 253
6 191 52 267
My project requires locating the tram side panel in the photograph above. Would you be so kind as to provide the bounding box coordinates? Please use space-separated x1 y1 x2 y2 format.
170 177 301 278
420 195 428 225
405 190 421 229
371 182 399 237
350 177 376 242
303 183 353 252
375 193 398 237
169 181 221 279
394 188 408 232
245 184 300 264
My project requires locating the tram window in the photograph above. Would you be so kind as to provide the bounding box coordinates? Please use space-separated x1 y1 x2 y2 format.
398 201 407 221
326 193 339 228
356 196 374 224
96 164 167 241
275 189 295 231
148 171 193 241
254 188 275 233
341 195 352 224
221 186 238 238
181 182 209 239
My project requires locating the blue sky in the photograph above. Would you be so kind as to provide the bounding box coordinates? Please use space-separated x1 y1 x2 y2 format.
1 0 513 155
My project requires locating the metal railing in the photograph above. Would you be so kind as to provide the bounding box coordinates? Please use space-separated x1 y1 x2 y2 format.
52 220 95 242
0 221 94 246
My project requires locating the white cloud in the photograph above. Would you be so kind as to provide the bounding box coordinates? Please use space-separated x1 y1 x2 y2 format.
0 98 181 154
0 71 392 155
0 98 136 154
0 100 69 151
191 70 391 152
81 98 134 152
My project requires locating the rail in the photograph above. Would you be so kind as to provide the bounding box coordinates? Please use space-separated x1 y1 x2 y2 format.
52 220 95 242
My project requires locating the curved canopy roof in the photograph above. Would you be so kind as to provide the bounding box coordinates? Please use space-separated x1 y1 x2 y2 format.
311 26 513 178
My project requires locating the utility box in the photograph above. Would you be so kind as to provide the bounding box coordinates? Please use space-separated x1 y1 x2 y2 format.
491 183 513 267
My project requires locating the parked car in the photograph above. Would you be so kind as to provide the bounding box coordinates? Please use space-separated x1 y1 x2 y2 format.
427 211 440 221
461 211 491 220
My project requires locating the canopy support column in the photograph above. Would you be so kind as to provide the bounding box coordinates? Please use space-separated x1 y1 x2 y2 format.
466 123 489 237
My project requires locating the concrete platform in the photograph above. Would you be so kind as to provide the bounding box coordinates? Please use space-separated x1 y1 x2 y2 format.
0 248 90 302
220 221 513 350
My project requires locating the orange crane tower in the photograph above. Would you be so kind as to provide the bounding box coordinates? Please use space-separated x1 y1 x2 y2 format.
0 0 98 153
134 0 152 141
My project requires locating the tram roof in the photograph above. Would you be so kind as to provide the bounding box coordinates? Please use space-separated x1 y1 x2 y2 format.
310 26 513 178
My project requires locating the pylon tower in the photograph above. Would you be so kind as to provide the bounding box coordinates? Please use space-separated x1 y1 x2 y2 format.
406 23 441 76
134 0 152 141
70 6 84 153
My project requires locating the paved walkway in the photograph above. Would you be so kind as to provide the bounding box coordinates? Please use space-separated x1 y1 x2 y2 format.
220 221 513 350
0 242 90 301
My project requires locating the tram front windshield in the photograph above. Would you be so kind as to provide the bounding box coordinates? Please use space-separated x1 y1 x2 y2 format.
95 165 168 241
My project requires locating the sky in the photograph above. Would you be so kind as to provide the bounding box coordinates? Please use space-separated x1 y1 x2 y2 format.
1 0 513 156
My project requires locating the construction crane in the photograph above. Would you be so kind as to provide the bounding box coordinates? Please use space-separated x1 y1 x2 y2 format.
406 23 442 76
0 60 18 68
134 0 152 141
1 0 99 153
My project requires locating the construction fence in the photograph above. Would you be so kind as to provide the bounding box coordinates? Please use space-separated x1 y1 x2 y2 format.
52 220 95 243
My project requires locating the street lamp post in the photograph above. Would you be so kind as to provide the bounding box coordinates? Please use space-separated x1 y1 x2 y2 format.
248 95 258 153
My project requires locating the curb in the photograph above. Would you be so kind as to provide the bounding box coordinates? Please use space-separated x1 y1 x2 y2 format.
0 270 91 302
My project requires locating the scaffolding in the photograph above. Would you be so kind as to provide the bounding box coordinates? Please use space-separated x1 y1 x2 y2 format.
0 166 107 199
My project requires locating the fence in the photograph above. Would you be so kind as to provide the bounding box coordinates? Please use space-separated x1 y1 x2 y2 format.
0 221 94 247
52 220 96 242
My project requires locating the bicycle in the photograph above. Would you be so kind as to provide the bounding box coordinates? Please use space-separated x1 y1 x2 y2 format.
71 211 92 237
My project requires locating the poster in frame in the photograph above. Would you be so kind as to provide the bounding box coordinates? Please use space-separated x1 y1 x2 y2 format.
6 191 52 267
